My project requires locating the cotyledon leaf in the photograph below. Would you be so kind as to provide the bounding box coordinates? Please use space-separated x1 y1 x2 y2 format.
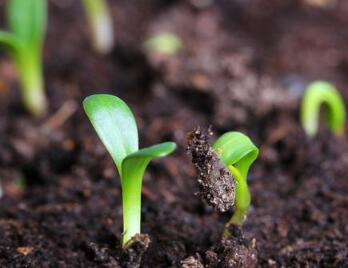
212 131 259 180
83 94 139 174
0 31 21 54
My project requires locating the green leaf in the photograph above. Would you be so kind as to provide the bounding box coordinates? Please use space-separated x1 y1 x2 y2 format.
7 0 47 46
301 81 346 137
212 132 259 180
83 94 139 173
0 31 21 53
120 142 176 245
143 32 182 55
122 142 177 183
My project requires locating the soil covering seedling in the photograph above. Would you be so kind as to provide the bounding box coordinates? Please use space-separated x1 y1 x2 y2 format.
83 94 176 247
188 128 258 234
301 81 346 137
0 0 47 116
81 0 114 54
143 32 182 55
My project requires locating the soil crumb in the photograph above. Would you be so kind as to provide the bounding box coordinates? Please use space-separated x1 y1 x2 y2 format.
181 254 204 268
121 234 150 268
187 127 235 212
212 225 258 268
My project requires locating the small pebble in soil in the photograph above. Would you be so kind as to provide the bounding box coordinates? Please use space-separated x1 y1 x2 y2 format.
187 126 235 212
16 246 34 256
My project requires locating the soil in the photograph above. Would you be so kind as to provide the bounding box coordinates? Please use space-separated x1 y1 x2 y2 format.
0 0 348 267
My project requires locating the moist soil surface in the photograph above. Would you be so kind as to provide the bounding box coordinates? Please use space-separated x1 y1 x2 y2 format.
0 0 348 267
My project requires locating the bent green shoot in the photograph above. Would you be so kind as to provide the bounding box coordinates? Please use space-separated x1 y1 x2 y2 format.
0 0 47 116
81 0 114 54
212 132 259 229
143 32 182 55
83 94 176 247
301 81 346 137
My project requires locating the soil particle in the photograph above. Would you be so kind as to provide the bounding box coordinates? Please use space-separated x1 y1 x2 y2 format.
84 242 120 268
205 250 220 267
181 254 204 268
217 226 257 268
16 246 34 256
187 127 235 212
121 234 150 268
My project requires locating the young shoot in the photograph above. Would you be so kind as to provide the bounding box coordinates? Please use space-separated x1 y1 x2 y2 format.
81 0 114 54
83 94 176 247
188 128 258 236
0 0 47 116
212 132 259 230
212 132 259 229
301 81 346 137
143 32 182 55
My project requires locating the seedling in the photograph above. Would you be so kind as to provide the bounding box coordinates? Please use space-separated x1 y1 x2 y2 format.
83 94 176 247
188 128 258 237
143 32 182 55
0 0 47 116
81 0 114 53
212 132 259 228
301 81 346 137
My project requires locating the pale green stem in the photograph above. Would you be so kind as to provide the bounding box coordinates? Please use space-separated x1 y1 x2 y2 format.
82 0 114 53
121 160 146 247
223 165 250 238
16 49 46 117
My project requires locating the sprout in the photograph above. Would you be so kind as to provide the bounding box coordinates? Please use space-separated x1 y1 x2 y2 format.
83 94 176 247
212 132 259 228
81 0 114 54
143 32 182 55
0 0 47 116
301 81 346 137
188 128 258 236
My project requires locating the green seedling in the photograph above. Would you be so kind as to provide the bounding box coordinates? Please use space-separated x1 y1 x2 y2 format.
301 81 346 137
213 132 259 229
81 0 114 54
83 94 176 247
0 0 47 116
143 32 182 55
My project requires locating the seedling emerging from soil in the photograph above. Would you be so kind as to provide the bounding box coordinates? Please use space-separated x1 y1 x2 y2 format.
301 81 346 137
81 0 114 53
0 0 47 116
143 33 182 55
83 94 176 247
188 128 258 231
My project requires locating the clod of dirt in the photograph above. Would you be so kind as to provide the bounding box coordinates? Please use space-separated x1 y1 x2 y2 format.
204 225 257 268
84 242 120 267
181 254 204 268
187 127 235 212
121 234 151 268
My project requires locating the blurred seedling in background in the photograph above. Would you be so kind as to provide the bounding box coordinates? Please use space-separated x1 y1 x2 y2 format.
0 0 47 116
301 81 346 138
83 94 176 247
81 0 114 54
143 32 182 55
188 128 258 238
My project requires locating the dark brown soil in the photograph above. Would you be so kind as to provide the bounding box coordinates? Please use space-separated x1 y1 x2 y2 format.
0 0 348 267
